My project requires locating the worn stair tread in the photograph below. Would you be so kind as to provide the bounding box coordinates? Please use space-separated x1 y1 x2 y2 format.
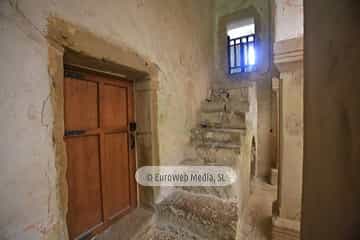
179 158 205 166
196 142 241 149
199 124 246 130
180 185 237 201
195 147 240 166
136 222 205 240
177 160 238 200
191 127 244 147
226 100 250 113
199 111 246 129
179 158 237 167
202 126 247 130
200 100 226 113
156 190 238 240
197 127 246 134
200 101 250 114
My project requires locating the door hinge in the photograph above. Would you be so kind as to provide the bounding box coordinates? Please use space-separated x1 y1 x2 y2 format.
64 130 86 137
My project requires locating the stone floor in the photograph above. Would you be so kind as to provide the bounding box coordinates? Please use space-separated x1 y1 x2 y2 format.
97 179 276 240
135 222 205 240
237 179 277 240
97 208 153 240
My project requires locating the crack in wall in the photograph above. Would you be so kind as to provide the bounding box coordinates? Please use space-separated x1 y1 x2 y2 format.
41 94 51 128
7 0 46 39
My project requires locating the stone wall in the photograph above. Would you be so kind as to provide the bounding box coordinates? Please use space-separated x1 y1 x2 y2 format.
274 0 303 42
272 37 303 240
278 62 303 221
302 0 360 239
214 0 273 179
272 2 303 238
0 0 214 239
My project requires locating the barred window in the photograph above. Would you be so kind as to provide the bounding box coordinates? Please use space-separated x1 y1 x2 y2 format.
227 18 256 74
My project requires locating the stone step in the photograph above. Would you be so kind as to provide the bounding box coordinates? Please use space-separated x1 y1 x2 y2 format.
196 142 241 150
196 146 240 166
199 112 246 129
200 100 226 113
177 159 239 200
200 100 249 114
191 127 244 145
156 190 238 240
227 88 249 102
180 158 205 166
136 222 205 240
181 185 237 200
226 100 249 113
207 88 249 103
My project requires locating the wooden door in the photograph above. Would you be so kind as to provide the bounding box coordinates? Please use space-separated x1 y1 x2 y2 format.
64 66 136 239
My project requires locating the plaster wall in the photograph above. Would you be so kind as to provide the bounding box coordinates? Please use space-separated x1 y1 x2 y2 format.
214 0 273 178
274 0 303 42
0 0 214 239
302 0 360 239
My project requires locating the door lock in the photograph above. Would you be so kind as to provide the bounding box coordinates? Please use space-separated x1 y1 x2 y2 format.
129 122 137 132
129 122 136 149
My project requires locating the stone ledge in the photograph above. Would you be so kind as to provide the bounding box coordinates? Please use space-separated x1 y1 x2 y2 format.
273 37 303 72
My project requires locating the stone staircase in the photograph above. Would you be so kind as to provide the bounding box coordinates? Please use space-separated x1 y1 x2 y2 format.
133 86 256 240
181 87 253 201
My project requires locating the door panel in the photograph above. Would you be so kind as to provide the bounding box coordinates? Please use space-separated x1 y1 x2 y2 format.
66 135 102 239
65 78 99 130
65 67 136 239
102 84 127 129
102 133 130 219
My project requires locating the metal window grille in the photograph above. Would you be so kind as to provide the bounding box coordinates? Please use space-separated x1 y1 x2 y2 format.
228 34 256 74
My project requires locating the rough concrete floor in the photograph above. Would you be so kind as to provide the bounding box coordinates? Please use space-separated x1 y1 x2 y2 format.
237 179 277 240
